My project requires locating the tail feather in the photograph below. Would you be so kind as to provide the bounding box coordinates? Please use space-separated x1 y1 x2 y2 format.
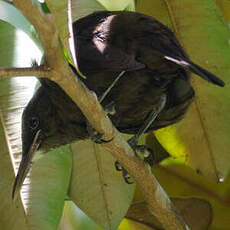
164 56 225 87
188 61 225 87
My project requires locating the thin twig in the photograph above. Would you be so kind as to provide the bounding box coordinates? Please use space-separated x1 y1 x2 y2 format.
0 66 50 78
99 71 125 103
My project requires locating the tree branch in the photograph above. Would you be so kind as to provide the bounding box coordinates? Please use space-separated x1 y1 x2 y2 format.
0 66 50 78
5 1 189 229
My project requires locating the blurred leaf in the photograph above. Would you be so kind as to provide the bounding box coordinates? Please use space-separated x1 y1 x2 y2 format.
71 0 106 22
216 0 230 26
0 20 15 66
154 126 186 158
0 0 43 51
0 20 42 67
126 198 212 230
150 162 230 230
0 19 41 230
45 0 75 66
0 19 39 198
59 201 103 230
145 133 170 164
119 218 156 230
165 0 230 183
171 197 212 230
23 145 72 230
0 110 28 230
69 139 135 230
137 0 230 182
72 0 135 22
96 0 135 11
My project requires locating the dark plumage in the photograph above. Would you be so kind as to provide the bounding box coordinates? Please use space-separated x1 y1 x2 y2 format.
12 11 224 199
74 11 224 132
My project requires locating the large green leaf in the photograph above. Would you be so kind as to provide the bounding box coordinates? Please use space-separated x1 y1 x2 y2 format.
69 139 135 230
0 109 28 230
0 20 40 229
137 0 230 182
23 145 72 230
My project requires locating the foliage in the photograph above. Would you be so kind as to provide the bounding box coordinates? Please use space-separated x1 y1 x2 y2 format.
0 0 230 230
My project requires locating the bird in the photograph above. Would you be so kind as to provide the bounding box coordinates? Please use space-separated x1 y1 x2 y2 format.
12 10 224 198
74 10 224 134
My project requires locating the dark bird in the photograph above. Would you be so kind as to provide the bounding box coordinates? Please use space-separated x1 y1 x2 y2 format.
12 11 224 198
74 10 224 133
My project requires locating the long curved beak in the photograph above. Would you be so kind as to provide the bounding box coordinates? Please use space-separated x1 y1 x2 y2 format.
12 130 43 200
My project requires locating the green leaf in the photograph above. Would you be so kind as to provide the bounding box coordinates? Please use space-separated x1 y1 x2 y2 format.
96 0 135 11
0 111 28 230
0 0 43 52
69 139 135 230
59 201 103 230
0 20 42 67
0 19 41 230
23 145 72 230
166 0 230 182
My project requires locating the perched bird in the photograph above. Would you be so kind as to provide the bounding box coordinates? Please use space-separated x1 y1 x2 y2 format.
12 11 224 198
74 10 224 135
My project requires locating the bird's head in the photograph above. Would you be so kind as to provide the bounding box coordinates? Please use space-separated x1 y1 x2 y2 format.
12 86 57 199
21 86 57 155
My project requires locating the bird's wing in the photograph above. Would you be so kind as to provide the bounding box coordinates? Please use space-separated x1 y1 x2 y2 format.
76 35 145 73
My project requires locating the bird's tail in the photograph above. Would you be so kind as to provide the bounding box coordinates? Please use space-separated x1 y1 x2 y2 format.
164 56 225 87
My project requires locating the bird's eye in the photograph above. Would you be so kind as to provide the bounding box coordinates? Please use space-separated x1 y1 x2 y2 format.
30 117 39 130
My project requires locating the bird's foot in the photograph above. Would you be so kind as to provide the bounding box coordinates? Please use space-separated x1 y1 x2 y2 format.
87 122 108 144
115 136 156 184
115 161 133 184
103 101 116 116
87 101 116 144
128 136 154 164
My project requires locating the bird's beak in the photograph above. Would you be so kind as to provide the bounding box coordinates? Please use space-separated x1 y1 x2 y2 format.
12 130 43 200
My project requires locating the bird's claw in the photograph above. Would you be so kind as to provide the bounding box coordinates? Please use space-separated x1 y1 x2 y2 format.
103 101 116 116
115 138 156 184
128 136 154 163
86 121 112 143
115 161 123 171
87 101 116 144
115 161 134 184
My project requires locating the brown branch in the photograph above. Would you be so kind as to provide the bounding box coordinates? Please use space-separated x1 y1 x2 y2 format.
104 130 188 230
0 66 50 78
9 1 189 229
